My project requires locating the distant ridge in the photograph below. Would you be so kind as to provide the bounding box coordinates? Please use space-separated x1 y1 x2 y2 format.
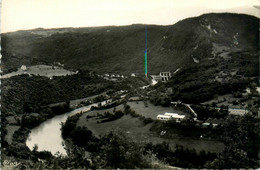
1 13 259 75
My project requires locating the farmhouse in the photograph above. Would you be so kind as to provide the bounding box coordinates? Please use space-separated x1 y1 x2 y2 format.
157 115 171 120
228 108 248 116
157 112 185 122
164 112 185 122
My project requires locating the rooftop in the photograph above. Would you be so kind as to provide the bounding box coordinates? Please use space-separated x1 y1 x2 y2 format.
164 112 186 119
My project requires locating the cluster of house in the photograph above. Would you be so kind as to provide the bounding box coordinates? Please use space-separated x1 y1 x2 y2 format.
151 72 172 82
99 73 127 81
100 72 173 83
157 112 186 123
104 74 125 78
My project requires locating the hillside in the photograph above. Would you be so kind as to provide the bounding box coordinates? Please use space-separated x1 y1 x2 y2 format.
1 25 169 74
1 13 259 75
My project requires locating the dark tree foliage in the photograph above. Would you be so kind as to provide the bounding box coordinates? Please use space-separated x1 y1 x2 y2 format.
150 49 257 105
144 142 217 168
207 114 260 168
5 142 32 159
61 114 81 139
1 117 8 147
61 112 153 168
21 114 45 129
100 110 124 123
91 129 151 169
4 127 33 159
192 105 228 120
50 102 71 115
1 73 115 116
69 126 99 152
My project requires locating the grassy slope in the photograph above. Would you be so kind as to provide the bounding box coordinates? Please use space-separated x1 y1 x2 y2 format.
76 105 224 153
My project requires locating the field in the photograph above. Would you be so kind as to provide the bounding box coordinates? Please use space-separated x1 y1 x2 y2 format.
127 101 187 119
201 93 249 108
77 103 224 153
2 65 76 78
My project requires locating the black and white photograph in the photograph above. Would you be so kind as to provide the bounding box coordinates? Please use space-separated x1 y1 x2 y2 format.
0 0 259 169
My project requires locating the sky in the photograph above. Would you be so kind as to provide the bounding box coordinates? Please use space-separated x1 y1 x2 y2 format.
0 0 259 33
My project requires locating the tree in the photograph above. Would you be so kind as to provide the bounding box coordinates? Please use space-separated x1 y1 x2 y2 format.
208 114 260 168
91 129 151 169
23 102 32 113
32 144 38 152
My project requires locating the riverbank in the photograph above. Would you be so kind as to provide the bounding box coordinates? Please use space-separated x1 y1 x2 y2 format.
26 98 125 155
1 90 118 168
26 104 96 155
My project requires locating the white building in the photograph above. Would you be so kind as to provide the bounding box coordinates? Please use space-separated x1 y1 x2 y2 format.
159 72 172 81
164 112 185 122
202 122 210 126
157 115 172 120
228 108 248 116
202 123 218 128
157 112 185 122
21 65 27 71
131 73 136 77
151 72 172 82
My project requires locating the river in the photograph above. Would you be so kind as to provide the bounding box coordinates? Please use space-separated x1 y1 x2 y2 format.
26 93 224 156
26 103 98 156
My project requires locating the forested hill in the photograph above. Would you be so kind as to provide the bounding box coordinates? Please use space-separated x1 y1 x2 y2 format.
1 13 259 75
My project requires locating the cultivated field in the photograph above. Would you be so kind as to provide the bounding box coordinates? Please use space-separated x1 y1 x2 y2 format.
2 65 76 79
